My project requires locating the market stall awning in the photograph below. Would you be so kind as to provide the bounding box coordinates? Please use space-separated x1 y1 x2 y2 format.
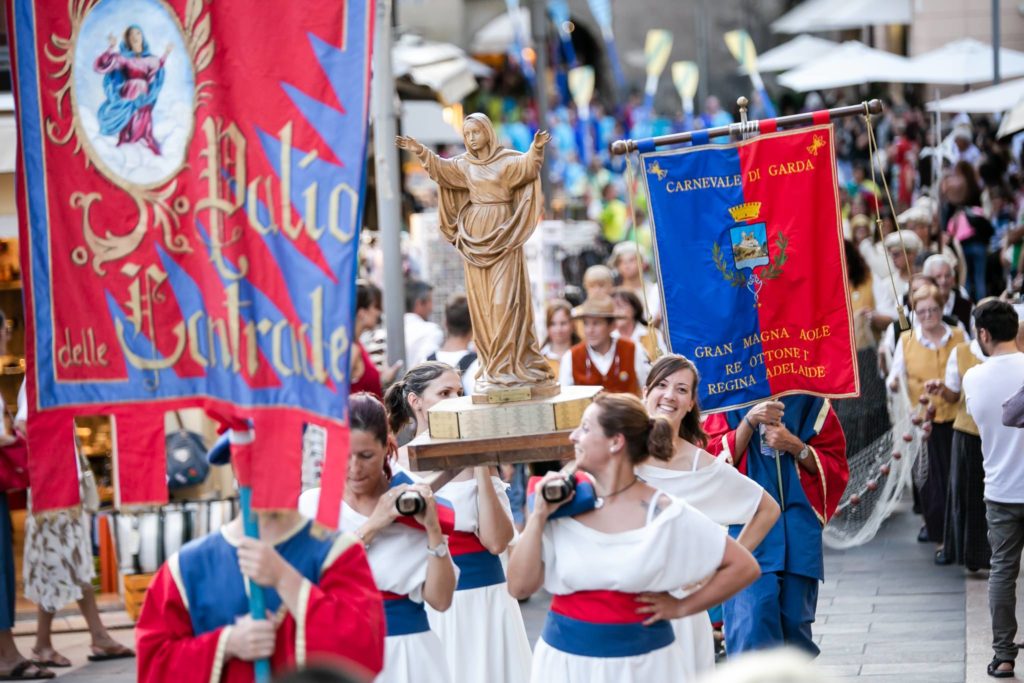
400 100 465 146
745 35 838 73
470 7 532 55
900 38 1024 86
393 34 491 105
776 41 912 91
925 78 1024 114
997 99 1024 138
772 0 911 34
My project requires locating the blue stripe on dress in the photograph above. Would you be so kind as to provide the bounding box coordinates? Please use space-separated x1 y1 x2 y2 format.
540 611 675 658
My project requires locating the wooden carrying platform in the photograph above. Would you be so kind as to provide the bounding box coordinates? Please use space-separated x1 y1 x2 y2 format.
407 385 601 471
427 385 599 439
407 429 577 471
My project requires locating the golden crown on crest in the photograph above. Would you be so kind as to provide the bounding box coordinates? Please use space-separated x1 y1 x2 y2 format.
728 202 762 222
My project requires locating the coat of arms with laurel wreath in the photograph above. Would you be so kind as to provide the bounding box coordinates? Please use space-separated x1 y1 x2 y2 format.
712 202 788 304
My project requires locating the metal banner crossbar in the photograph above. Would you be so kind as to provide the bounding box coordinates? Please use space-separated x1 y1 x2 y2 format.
610 98 884 155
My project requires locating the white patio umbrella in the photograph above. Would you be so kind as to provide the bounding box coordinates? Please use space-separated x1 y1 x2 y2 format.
772 0 911 34
470 7 532 54
742 35 838 74
925 78 1024 114
902 38 1024 85
997 100 1024 138
400 101 466 146
776 41 912 91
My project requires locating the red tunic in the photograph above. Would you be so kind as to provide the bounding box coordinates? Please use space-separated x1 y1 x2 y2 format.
135 535 385 682
570 339 640 395
704 405 848 525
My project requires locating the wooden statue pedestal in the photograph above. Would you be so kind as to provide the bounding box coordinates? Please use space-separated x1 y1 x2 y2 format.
470 382 562 405
407 385 600 471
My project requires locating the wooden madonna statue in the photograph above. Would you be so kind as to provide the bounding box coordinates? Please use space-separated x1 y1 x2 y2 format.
397 113 559 401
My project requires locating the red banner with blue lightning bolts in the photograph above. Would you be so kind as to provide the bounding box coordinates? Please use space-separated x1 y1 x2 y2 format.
7 0 373 518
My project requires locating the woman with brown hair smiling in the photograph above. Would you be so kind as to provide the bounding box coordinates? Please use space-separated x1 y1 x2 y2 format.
638 354 780 677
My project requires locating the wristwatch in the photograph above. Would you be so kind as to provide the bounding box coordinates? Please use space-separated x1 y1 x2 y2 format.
797 444 812 461
427 540 449 558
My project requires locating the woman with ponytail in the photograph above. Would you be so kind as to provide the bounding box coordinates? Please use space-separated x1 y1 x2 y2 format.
508 393 760 682
384 363 531 683
638 355 780 677
299 393 456 683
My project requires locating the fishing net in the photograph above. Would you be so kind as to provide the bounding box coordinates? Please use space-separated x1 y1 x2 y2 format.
824 350 925 549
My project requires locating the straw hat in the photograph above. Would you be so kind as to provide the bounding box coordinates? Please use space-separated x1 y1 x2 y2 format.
913 195 937 218
571 297 622 320
607 241 641 268
850 214 872 231
883 230 923 252
897 205 930 225
952 125 973 143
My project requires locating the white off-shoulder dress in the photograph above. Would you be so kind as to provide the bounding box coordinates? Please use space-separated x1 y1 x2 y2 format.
299 487 454 683
636 452 765 678
426 476 532 683
531 493 727 683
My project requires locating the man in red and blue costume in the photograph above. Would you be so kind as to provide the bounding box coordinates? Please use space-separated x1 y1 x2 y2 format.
135 434 385 682
705 395 848 656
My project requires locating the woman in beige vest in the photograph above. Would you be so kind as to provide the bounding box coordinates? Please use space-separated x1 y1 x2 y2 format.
887 285 964 563
925 339 989 569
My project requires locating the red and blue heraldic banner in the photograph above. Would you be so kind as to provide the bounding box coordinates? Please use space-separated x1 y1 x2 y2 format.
7 0 373 520
642 125 858 413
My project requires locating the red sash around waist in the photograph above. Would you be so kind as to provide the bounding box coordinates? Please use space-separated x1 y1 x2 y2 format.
447 530 488 555
550 590 646 625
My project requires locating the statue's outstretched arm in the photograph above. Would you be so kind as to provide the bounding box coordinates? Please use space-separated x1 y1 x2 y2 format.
397 136 466 189
503 130 549 188
395 135 425 156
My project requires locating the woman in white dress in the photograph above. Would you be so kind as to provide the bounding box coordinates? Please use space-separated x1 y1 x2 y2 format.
384 362 531 683
508 393 760 683
638 354 781 677
299 393 456 683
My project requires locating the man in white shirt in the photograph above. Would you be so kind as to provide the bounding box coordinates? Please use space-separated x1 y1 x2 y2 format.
428 293 479 396
952 126 982 168
559 297 649 395
962 300 1024 678
403 279 444 368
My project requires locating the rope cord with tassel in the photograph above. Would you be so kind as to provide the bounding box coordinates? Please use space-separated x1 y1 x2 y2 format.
624 151 662 360
863 105 910 332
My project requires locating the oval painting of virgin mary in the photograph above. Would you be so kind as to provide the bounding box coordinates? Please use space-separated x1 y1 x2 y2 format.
72 0 195 189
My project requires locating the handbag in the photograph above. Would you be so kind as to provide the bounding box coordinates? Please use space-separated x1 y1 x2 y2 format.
166 412 210 490
0 436 29 492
